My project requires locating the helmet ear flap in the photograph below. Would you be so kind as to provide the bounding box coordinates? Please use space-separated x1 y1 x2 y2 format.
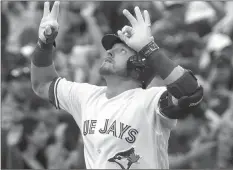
127 55 139 72
128 69 140 80
127 54 155 89
127 54 144 85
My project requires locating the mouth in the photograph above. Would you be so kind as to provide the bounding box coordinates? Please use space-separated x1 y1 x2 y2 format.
104 57 114 63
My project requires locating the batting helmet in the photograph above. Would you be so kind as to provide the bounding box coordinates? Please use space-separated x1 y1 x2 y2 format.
101 34 155 89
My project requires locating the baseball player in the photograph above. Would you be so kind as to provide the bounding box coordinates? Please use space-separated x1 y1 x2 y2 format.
31 1 203 169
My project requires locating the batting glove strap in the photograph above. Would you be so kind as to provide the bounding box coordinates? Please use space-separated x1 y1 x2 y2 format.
32 39 55 67
38 38 56 50
138 40 159 59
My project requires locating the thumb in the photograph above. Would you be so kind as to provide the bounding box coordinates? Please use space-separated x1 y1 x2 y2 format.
44 25 52 36
117 30 129 44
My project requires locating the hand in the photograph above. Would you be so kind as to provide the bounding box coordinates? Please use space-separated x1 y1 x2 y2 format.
117 6 154 52
39 1 60 44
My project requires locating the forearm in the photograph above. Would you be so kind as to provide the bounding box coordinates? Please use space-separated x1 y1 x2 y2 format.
148 49 183 82
31 40 58 97
149 48 199 100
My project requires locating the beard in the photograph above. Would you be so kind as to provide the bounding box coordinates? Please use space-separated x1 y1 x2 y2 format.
99 61 128 78
99 61 114 76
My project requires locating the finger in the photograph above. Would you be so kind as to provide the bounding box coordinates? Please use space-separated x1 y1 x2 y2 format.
134 6 144 23
40 20 54 28
42 21 59 36
43 1 50 17
123 9 137 26
50 21 59 32
40 20 59 31
144 10 151 26
117 30 129 43
122 25 133 37
44 26 52 36
51 1 60 20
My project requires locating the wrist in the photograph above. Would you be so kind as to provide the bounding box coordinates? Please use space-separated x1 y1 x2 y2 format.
38 39 56 50
32 39 54 67
138 40 159 59
143 48 177 80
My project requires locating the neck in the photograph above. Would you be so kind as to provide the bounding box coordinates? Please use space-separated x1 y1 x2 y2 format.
104 76 140 99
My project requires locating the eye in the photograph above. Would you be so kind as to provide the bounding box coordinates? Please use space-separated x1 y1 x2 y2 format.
121 49 126 54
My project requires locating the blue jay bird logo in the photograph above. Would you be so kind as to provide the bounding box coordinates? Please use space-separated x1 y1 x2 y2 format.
108 147 141 169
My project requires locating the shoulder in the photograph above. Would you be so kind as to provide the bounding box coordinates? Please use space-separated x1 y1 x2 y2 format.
53 77 106 104
58 78 104 91
71 82 107 99
134 86 167 106
141 86 167 97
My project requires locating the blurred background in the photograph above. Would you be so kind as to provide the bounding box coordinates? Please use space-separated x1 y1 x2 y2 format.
1 1 233 169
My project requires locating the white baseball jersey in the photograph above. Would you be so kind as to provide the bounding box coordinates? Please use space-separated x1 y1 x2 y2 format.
50 78 177 169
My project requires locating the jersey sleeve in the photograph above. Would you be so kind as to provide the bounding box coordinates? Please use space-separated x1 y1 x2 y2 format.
143 87 177 131
49 77 101 126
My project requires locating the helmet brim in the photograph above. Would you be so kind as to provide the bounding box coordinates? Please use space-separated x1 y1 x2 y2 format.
101 34 126 51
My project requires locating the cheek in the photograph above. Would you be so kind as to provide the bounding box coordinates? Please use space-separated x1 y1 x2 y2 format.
114 55 129 70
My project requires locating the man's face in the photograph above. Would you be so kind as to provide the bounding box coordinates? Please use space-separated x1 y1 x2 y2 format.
99 43 136 77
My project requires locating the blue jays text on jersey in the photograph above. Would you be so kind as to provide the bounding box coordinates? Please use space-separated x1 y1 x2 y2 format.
83 119 139 144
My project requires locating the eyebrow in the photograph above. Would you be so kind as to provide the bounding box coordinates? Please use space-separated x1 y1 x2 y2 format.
111 44 128 51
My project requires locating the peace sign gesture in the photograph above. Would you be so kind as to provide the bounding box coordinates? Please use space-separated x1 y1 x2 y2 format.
39 1 60 44
117 6 154 52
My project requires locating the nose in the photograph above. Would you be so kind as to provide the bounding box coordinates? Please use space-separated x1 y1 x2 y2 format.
107 50 113 58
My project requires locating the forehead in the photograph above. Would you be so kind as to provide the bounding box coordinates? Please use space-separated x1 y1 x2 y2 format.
111 43 136 54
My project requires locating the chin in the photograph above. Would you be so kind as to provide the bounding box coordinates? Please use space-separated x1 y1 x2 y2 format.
99 62 114 76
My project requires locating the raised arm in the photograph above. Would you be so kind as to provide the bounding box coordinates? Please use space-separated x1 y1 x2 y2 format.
31 1 60 99
31 1 102 119
117 6 203 119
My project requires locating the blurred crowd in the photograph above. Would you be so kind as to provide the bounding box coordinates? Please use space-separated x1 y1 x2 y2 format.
1 1 233 169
